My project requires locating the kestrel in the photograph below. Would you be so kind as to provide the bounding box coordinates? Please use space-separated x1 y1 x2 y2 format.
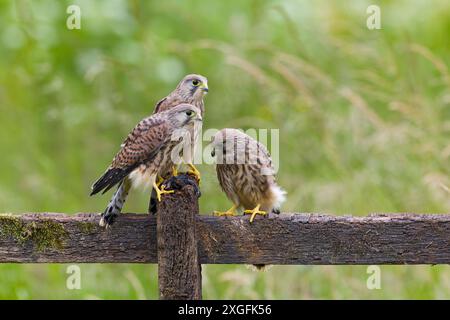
153 74 208 180
211 128 286 223
90 104 203 227
148 74 208 213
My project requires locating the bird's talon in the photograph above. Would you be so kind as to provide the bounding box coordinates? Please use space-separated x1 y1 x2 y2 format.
187 163 201 183
244 205 267 223
213 204 237 217
153 181 174 202
157 186 174 201
156 176 164 188
213 210 236 217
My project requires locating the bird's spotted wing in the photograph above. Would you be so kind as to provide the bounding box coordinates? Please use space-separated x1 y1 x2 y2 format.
153 97 167 114
90 116 171 195
255 140 273 170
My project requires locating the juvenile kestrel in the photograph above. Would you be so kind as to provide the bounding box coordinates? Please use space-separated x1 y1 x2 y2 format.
90 104 203 227
148 74 208 213
211 128 286 222
154 74 208 173
153 74 208 116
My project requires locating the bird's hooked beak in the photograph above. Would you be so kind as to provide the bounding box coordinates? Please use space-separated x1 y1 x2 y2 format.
195 113 203 122
200 82 208 94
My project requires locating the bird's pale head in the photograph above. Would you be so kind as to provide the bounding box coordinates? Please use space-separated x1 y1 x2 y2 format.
168 104 203 128
176 74 208 103
210 128 243 158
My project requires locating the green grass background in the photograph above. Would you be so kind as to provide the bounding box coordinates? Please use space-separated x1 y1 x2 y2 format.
0 0 449 299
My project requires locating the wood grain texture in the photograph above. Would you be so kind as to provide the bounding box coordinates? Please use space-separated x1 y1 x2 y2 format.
1 212 449 265
156 174 202 300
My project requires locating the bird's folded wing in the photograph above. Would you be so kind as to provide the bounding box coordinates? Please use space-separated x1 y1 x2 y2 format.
90 117 171 195
153 97 167 114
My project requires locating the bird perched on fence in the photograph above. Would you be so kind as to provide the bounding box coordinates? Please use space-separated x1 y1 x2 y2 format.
90 104 203 228
147 74 208 213
211 128 286 222
153 74 208 180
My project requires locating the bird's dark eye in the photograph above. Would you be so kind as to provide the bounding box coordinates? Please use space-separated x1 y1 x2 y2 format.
186 110 193 116
192 79 200 86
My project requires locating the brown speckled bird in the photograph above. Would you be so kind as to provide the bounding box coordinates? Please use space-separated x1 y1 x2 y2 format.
146 74 208 213
90 104 202 227
153 74 208 181
211 128 286 223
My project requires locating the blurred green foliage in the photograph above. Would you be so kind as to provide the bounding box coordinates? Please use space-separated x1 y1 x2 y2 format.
0 0 449 299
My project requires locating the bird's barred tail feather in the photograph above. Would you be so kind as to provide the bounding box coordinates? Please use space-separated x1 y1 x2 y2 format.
99 179 131 227
90 167 134 196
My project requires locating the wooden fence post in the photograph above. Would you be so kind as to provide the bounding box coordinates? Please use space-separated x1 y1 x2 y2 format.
156 174 202 300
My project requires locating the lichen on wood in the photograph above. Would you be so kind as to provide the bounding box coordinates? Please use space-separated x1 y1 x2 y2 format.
0 214 68 251
76 221 96 234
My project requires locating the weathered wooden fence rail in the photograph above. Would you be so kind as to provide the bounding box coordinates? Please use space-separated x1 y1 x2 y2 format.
1 175 449 299
2 212 450 264
0 214 450 265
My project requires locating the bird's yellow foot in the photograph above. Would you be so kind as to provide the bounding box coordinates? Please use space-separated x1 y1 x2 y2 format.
152 181 174 202
187 163 201 183
214 204 237 217
172 165 179 177
156 176 164 188
244 204 267 223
